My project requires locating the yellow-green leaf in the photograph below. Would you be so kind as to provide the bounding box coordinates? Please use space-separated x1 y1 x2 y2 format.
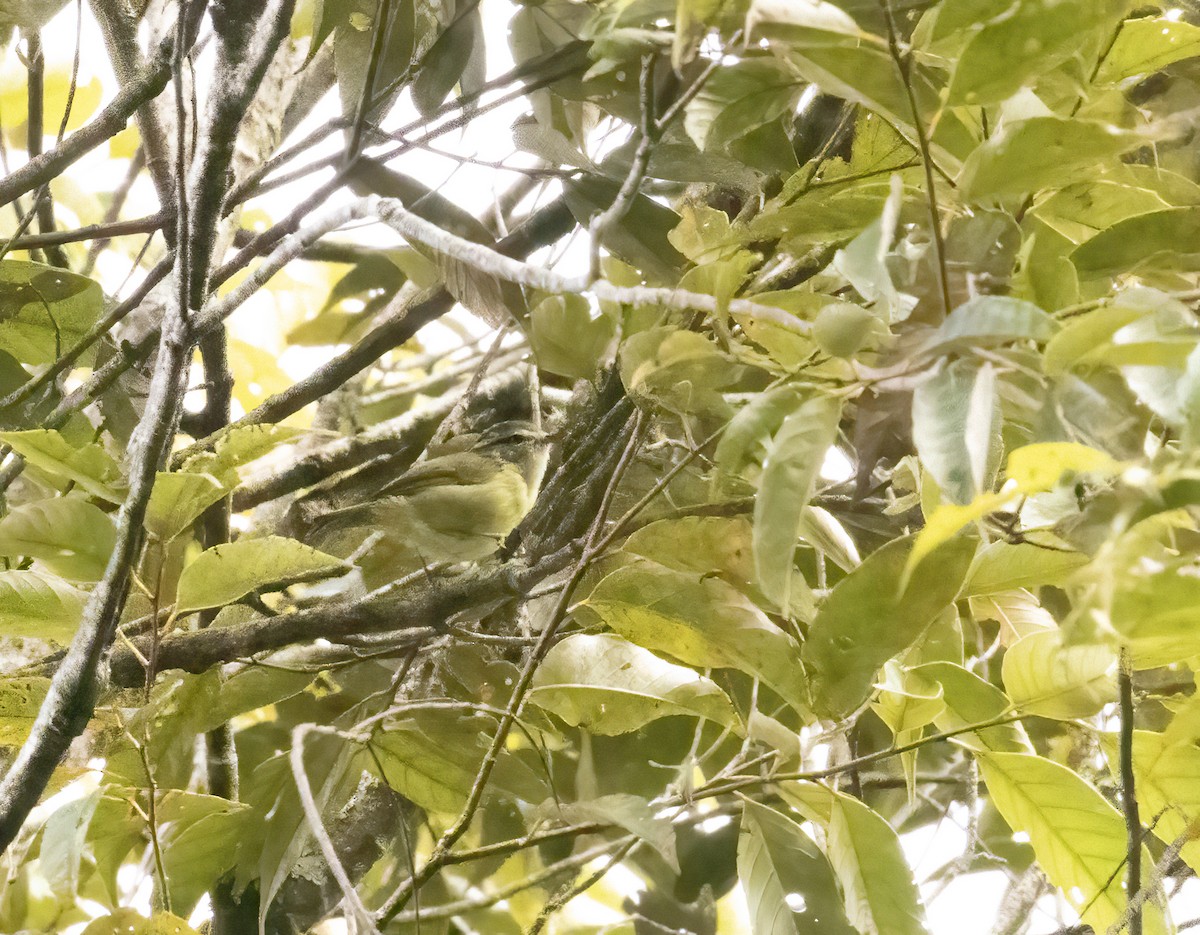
528 633 741 735
1001 630 1116 719
978 752 1165 935
175 536 349 614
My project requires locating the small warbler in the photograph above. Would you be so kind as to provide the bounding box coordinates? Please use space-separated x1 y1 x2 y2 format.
308 420 548 585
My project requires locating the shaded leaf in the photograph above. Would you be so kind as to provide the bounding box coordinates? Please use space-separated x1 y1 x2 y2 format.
911 358 1001 505
753 394 842 607
530 294 615 379
158 791 249 915
684 58 800 151
0 676 48 745
0 260 104 365
803 535 975 719
738 798 856 935
539 793 679 870
1071 207 1200 278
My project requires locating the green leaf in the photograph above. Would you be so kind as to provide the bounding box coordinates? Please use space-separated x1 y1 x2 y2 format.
1096 16 1200 84
1105 554 1200 667
528 633 740 734
369 710 546 813
620 327 743 415
158 791 249 916
964 542 1089 596
180 424 304 487
174 536 349 614
0 676 48 745
911 358 1001 505
0 429 124 503
1035 181 1175 250
529 294 616 380
40 786 100 899
871 660 944 736
716 385 809 482
0 260 104 365
331 0 419 120
947 0 1125 105
912 662 1030 753
970 590 1056 645
410 5 482 116
1071 207 1200 278
738 798 856 935
684 58 800 151
1042 305 1145 375
802 535 975 719
753 394 842 607
1001 630 1115 719
744 0 859 44
905 490 1014 585
585 559 809 715
539 793 678 870
978 751 1166 935
0 496 115 580
0 570 85 641
1128 729 1200 874
87 789 147 904
829 794 928 935
1005 442 1120 492
959 118 1143 201
144 471 226 542
931 296 1058 350
564 177 686 284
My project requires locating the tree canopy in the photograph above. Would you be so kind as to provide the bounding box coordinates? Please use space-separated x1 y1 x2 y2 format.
2 0 1200 933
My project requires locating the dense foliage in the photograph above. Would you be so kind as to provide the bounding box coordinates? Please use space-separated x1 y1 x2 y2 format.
5 0 1200 932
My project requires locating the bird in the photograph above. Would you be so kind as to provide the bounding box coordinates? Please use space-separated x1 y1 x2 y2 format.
306 420 548 588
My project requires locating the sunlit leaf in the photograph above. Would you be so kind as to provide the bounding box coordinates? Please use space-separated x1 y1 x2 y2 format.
144 472 226 543
978 752 1167 935
0 569 85 642
586 559 809 715
1001 629 1115 719
0 429 124 503
0 496 116 580
174 537 349 614
959 118 1142 201
529 633 741 734
948 0 1125 105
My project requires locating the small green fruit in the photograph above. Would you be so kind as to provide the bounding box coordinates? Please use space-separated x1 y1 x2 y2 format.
813 302 881 358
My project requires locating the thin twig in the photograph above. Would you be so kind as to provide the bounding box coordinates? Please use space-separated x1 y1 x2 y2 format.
879 0 951 317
